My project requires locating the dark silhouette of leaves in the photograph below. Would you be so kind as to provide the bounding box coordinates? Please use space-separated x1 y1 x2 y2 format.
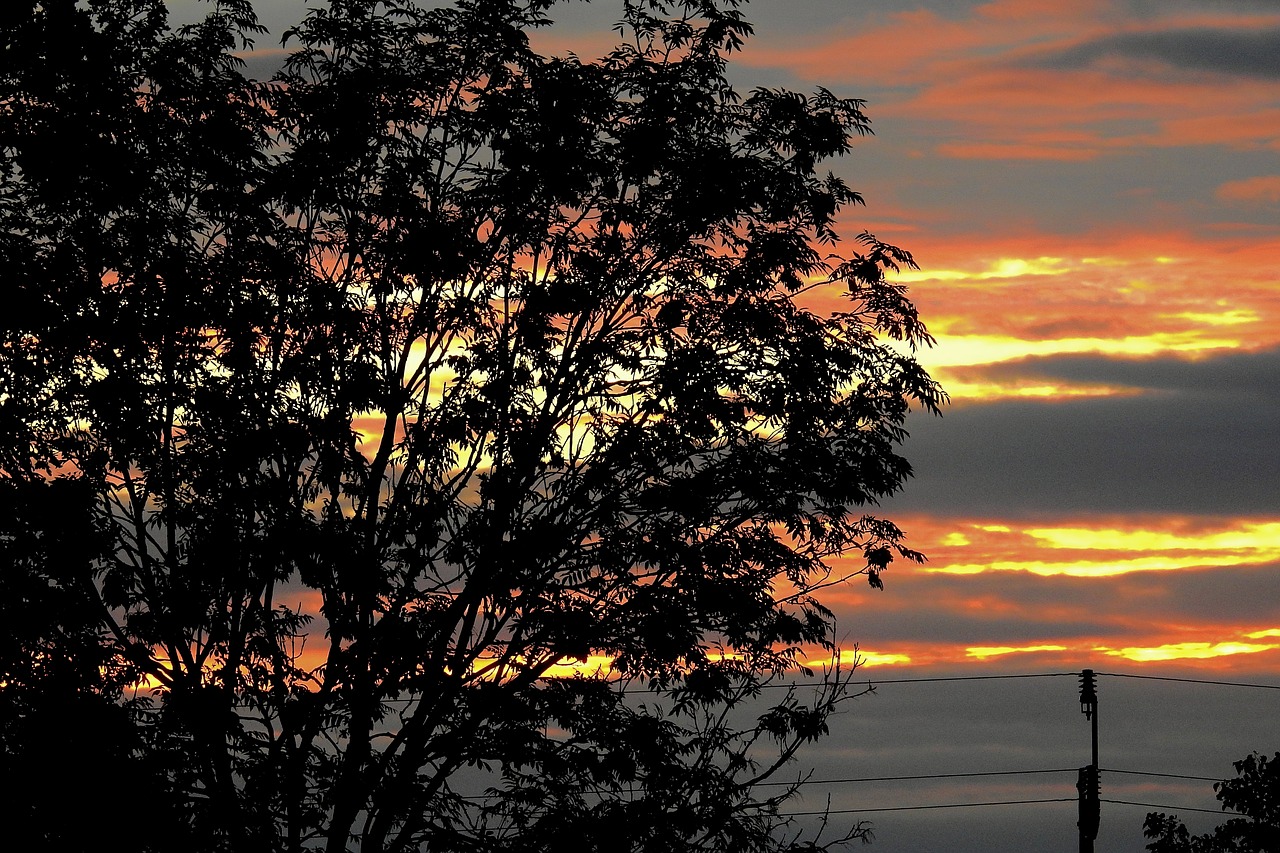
1 1 944 851
1144 752 1280 853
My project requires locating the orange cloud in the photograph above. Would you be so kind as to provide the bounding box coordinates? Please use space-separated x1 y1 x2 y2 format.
889 68 1280 158
820 514 1279 580
740 0 1116 87
1217 175 1280 206
804 510 1280 674
741 3 1280 160
813 228 1280 403
1161 109 1280 152
935 141 1102 162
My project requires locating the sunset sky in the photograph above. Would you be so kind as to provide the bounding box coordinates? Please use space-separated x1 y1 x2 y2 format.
731 3 1280 848
166 1 1280 849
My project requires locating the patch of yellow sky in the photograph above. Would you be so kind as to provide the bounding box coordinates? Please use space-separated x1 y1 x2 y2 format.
800 248 1280 669
801 638 1280 668
822 518 1280 668
966 638 1280 663
312 250 1280 677
1097 639 1280 663
925 521 1280 578
965 644 1067 660
971 637 1280 663
481 631 1277 677
807 637 1280 668
880 252 1270 403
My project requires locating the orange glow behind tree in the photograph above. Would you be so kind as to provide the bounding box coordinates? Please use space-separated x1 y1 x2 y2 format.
0 1 943 851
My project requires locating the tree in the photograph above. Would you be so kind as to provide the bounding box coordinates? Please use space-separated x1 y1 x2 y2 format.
1144 752 1280 853
1 1 943 851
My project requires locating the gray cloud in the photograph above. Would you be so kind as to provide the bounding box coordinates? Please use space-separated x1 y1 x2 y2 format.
234 49 291 82
1122 0 1280 21
843 606 1117 647
1036 26 1280 79
886 348 1280 517
1146 561 1280 627
953 348 1280 400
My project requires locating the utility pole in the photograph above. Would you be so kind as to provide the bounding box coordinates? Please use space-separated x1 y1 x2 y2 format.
1077 669 1100 852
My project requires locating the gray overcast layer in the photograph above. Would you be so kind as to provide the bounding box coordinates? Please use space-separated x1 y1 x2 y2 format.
890 347 1280 517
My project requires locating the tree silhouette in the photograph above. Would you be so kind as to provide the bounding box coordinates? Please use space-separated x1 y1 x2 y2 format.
1144 752 1280 853
1 1 943 850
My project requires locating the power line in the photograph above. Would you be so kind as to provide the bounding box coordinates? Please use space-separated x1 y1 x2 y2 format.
759 768 1077 787
305 669 1280 705
455 765 1224 799
788 790 1236 820
862 672 1077 685
1103 768 1226 783
771 766 1230 790
786 797 1076 816
610 671 1081 693
555 667 1280 697
453 768 1078 800
375 671 1078 701
1101 799 1228 816
1098 671 1280 690
454 793 1084 816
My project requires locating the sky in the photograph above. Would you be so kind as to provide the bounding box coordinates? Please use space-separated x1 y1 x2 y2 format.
725 3 1280 849
168 2 1280 849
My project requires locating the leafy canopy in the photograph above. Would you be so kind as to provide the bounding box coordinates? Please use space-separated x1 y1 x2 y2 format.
1144 752 1280 853
0 0 943 851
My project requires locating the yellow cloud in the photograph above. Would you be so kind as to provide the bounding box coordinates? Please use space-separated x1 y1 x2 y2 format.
816 649 912 668
1099 642 1280 662
966 645 1067 660
921 331 1241 370
1162 309 1260 327
893 256 1070 283
857 651 914 667
1023 523 1280 553
928 521 1280 577
929 553 1274 578
936 376 1137 403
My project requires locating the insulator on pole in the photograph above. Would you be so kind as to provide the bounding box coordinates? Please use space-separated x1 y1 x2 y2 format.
1079 669 1097 720
1077 766 1100 841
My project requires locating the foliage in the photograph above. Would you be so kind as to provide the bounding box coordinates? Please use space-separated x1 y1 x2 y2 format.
1 0 943 850
1144 752 1280 853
